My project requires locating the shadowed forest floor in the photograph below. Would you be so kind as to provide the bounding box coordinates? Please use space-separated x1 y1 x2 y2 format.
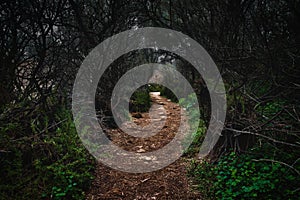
86 93 201 199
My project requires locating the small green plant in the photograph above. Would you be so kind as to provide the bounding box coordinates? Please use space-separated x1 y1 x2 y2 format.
49 173 78 199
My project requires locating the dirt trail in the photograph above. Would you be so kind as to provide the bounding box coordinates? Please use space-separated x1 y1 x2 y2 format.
86 93 201 200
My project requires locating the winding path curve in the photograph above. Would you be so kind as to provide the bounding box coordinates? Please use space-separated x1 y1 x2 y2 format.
86 92 201 199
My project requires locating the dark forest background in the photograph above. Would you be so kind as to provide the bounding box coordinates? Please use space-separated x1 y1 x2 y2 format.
0 0 300 199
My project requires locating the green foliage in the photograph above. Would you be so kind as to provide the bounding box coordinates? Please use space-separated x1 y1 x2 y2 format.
188 159 215 200
160 87 178 103
0 104 95 200
40 109 94 199
148 83 164 92
179 94 199 123
179 94 206 156
249 80 272 97
130 87 151 112
255 100 286 119
183 124 206 156
189 151 300 200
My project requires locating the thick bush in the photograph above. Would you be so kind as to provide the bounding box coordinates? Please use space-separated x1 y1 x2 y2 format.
129 87 151 112
0 104 95 200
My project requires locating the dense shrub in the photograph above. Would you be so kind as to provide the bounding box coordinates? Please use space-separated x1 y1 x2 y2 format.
129 86 151 112
0 103 95 200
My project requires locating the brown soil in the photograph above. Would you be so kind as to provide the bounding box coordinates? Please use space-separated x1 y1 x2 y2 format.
86 93 201 200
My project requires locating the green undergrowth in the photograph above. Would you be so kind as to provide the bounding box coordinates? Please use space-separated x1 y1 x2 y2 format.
188 96 300 199
188 151 300 200
179 94 206 156
0 103 95 200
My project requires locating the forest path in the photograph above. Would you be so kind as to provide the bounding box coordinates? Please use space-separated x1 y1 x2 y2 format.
86 92 201 200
